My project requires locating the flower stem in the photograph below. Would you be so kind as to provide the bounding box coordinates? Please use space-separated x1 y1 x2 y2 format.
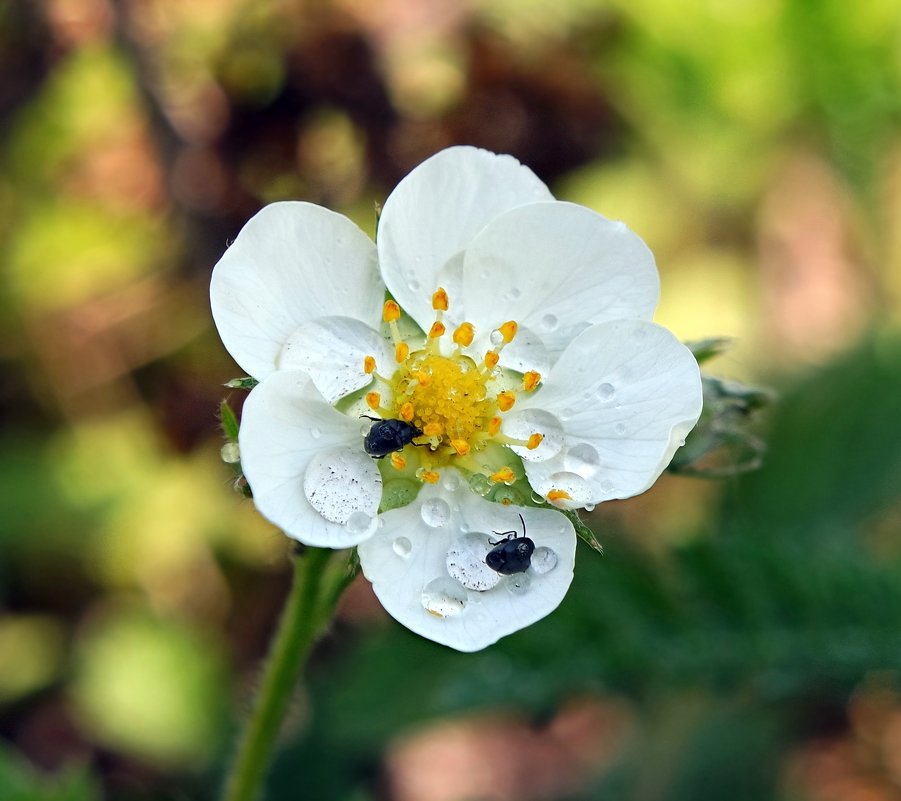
221 546 347 801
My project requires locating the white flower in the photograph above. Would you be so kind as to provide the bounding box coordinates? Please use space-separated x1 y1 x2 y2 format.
211 146 703 652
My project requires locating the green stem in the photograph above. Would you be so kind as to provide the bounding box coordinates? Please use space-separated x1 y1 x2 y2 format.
220 546 338 801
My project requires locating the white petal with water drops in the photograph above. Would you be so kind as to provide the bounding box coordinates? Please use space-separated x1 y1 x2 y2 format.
501 408 565 462
211 202 382 380
238 371 382 548
357 481 576 651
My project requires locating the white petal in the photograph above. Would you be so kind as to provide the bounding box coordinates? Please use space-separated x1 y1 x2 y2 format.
278 316 395 404
238 371 381 547
211 202 382 380
522 320 702 503
358 478 576 652
378 147 554 332
461 202 660 360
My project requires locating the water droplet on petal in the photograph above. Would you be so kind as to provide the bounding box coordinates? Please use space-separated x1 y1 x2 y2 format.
468 473 492 496
563 442 601 478
597 383 615 402
530 546 557 575
600 479 616 495
508 287 522 300
408 279 420 292
303 448 381 525
446 533 501 592
489 329 504 347
420 577 467 617
392 536 412 558
502 409 565 461
360 421 373 436
309 426 322 439
345 511 376 536
442 471 461 492
421 497 451 528
584 502 596 512
540 313 558 332
615 423 627 436
505 573 532 595
530 491 544 505
544 471 593 507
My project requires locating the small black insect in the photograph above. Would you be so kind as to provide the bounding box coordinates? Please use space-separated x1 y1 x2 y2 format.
485 513 535 575
362 416 423 458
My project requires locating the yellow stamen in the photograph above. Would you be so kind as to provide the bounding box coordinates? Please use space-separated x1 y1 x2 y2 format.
453 322 474 347
365 392 381 410
399 402 415 422
523 371 541 392
526 433 544 450
450 439 471 456
413 371 431 387
547 489 572 503
429 321 446 339
496 391 516 412
383 300 401 322
395 342 409 363
432 287 449 311
484 350 499 369
487 416 502 436
498 320 518 344
420 470 440 484
363 355 377 374
390 452 407 470
422 422 443 437
490 466 516 484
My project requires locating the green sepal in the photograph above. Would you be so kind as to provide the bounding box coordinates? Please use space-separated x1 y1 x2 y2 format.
561 509 604 555
219 399 240 443
224 377 259 390
685 336 735 364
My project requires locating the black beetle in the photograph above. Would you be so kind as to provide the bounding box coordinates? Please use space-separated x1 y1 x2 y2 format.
485 513 535 575
363 417 423 458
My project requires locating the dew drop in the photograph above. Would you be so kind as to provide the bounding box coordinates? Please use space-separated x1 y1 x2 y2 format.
420 577 467 617
530 547 557 575
446 533 501 592
469 473 492 496
597 383 616 402
345 511 375 535
220 442 240 464
505 573 532 595
563 442 601 478
360 421 373 436
392 536 412 558
545 471 594 506
530 491 544 504
309 425 322 439
508 287 522 300
421 497 451 528
442 471 461 492
584 502 596 512
408 279 420 292
615 422 627 436
600 479 616 495
503 409 565 462
489 328 505 347
540 313 558 332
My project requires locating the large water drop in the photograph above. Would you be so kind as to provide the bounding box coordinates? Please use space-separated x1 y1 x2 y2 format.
420 577 467 617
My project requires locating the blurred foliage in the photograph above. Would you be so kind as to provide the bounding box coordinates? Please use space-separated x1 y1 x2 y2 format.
1 0 900 800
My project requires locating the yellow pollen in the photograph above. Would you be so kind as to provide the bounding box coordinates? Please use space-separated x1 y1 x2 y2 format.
395 342 409 362
414 371 432 387
453 322 474 347
498 320 518 344
527 433 544 450
547 489 572 503
484 350 500 369
432 287 449 311
523 371 541 391
399 402 415 422
490 467 516 484
496 391 516 412
487 416 502 436
383 300 401 322
365 392 381 410
363 355 376 374
429 321 446 339
422 422 443 437
450 439 471 456
420 470 440 484
389 452 407 470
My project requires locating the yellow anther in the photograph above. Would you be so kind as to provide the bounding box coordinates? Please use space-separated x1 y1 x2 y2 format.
496 391 516 412
363 355 377 374
429 321 446 339
453 322 474 347
389 452 407 470
423 422 443 437
383 300 401 322
490 466 516 484
487 416 502 436
527 433 544 450
498 320 518 344
432 287 449 311
547 489 572 503
395 342 409 363
523 371 541 391
450 439 471 456
484 350 500 369
399 402 415 422
420 470 440 484
365 392 381 410
414 371 431 387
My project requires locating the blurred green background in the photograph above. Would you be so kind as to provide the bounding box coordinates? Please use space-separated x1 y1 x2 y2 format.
2 0 901 799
